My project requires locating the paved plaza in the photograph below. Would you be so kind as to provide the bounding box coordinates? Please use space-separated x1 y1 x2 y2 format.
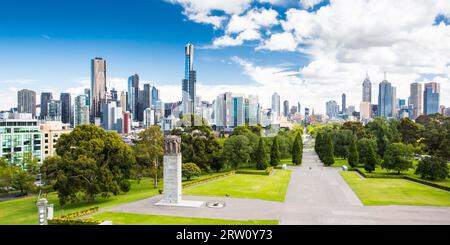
104 138 450 225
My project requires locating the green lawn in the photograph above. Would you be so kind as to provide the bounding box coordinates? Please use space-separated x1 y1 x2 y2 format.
92 212 278 225
331 158 348 168
0 172 231 225
184 170 292 202
355 166 450 188
340 171 450 206
280 158 299 166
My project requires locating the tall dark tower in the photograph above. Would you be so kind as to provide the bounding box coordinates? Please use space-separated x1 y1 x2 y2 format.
182 43 196 115
342 93 346 114
60 93 71 124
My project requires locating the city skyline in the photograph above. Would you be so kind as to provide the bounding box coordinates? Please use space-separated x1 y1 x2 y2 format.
1 0 450 114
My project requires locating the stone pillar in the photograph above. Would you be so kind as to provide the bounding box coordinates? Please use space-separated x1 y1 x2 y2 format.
162 135 182 204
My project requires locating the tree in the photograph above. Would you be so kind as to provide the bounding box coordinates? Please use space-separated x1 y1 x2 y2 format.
347 137 359 168
322 133 335 166
223 135 252 169
134 125 164 188
270 136 281 166
292 132 303 165
415 156 449 181
255 137 269 170
182 163 201 181
357 138 378 166
364 143 377 173
342 121 366 139
41 125 135 206
366 118 397 157
397 118 421 145
331 130 353 159
382 143 414 175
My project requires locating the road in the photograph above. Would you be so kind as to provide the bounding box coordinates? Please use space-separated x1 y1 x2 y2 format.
105 135 450 224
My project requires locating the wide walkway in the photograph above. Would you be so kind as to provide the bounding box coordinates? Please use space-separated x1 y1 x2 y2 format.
104 137 450 225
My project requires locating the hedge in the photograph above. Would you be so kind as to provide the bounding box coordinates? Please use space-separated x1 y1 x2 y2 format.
60 207 99 219
353 168 450 192
182 171 236 188
48 218 102 225
48 206 102 225
236 167 274 176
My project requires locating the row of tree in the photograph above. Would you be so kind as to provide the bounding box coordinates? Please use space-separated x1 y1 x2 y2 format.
313 114 449 181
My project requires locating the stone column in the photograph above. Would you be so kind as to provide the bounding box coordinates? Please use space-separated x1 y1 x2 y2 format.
162 135 182 204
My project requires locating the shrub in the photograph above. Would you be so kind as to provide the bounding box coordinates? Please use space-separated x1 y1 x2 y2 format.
49 218 102 225
415 156 449 181
182 171 235 188
347 137 359 168
182 163 201 181
265 167 274 175
119 179 131 193
60 207 99 219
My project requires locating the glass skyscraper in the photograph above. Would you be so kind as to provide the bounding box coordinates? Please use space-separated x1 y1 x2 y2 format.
378 74 395 118
423 82 440 115
90 57 107 122
182 43 196 115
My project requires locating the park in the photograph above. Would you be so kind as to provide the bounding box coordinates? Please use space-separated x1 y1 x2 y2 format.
1 116 450 225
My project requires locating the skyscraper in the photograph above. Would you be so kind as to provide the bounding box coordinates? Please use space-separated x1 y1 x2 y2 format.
74 95 89 126
40 92 53 120
362 73 372 103
151 86 160 107
271 92 280 118
47 100 62 121
283 100 289 117
60 93 71 124
182 43 196 115
143 83 152 111
410 82 423 120
378 73 394 118
127 74 139 120
424 82 440 115
90 57 107 122
342 93 347 114
17 89 36 118
326 100 339 119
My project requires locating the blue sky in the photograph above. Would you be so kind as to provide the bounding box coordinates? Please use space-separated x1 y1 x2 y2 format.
0 0 449 113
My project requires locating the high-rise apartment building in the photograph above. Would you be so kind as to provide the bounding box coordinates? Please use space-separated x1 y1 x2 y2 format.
40 121 71 160
127 74 139 120
182 43 196 115
17 89 36 118
90 57 107 122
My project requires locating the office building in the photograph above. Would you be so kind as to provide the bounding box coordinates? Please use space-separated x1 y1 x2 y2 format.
74 95 90 127
40 92 53 120
362 73 372 103
378 73 395 118
283 100 289 117
326 100 339 119
60 93 71 124
17 89 36 118
271 93 281 118
410 82 423 120
0 117 42 164
342 93 347 114
424 82 440 115
100 100 122 132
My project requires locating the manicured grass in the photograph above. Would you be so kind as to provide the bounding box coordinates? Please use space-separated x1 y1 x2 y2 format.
340 171 450 206
280 158 299 166
184 170 292 202
0 172 232 225
355 167 450 188
92 212 278 225
331 158 348 168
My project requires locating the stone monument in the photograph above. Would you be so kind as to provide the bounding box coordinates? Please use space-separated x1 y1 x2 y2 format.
155 135 204 207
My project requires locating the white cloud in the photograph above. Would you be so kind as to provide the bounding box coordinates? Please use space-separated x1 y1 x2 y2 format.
299 0 324 9
167 0 253 28
257 32 297 51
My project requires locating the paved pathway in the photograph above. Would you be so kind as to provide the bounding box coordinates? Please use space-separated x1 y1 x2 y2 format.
104 136 450 225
